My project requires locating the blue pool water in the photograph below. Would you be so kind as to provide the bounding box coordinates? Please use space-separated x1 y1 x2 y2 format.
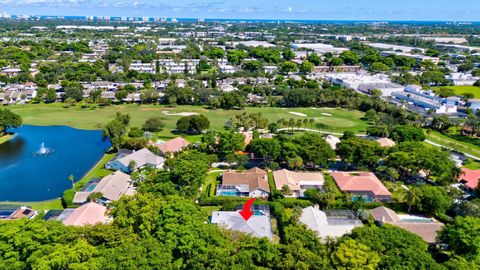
0 125 110 201
219 191 239 196
86 183 97 192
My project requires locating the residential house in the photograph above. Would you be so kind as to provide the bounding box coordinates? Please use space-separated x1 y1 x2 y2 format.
468 99 480 112
73 171 136 204
370 206 444 243
62 202 110 227
105 148 165 173
8 207 39 220
325 135 341 150
155 137 191 156
299 206 362 240
458 168 480 190
217 168 270 198
376 137 396 148
273 169 324 197
211 205 273 240
331 172 392 202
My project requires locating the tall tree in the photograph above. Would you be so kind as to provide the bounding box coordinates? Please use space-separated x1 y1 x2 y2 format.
0 108 22 136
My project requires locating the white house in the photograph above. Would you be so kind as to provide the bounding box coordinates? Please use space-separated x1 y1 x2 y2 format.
105 148 164 173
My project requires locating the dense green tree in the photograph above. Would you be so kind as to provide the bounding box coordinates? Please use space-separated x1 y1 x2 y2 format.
176 114 210 135
248 138 281 162
143 117 165 132
102 113 130 151
294 133 335 168
0 108 22 136
417 185 453 216
439 216 480 262
280 61 298 73
337 138 384 168
389 125 426 142
164 150 210 197
299 60 314 74
347 225 444 269
331 239 380 270
307 52 322 66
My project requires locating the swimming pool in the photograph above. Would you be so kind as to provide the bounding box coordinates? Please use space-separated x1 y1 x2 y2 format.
86 183 97 192
219 191 239 196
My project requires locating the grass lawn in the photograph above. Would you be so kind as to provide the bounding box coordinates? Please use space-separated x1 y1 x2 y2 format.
0 199 63 210
427 131 480 159
202 171 222 197
433 85 480 98
75 153 116 189
9 104 367 140
201 206 221 216
267 171 277 193
0 134 12 145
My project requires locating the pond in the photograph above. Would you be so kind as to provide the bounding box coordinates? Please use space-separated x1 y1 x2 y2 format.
0 125 110 201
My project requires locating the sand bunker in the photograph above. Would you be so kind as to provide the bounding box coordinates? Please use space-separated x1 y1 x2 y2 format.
321 113 333 116
289 112 307 117
162 111 199 116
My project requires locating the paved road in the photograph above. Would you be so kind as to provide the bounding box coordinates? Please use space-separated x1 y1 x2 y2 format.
425 140 480 161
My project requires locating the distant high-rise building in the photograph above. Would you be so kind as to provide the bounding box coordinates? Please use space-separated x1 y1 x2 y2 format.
160 17 167 22
121 16 127 21
87 16 94 21
198 18 205 23
171 18 177 23
0 12 11 19
142 17 149 22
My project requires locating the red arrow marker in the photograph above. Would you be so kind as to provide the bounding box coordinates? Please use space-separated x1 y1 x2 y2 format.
239 198 256 221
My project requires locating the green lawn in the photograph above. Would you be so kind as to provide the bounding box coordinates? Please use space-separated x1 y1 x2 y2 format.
427 131 480 159
433 85 480 98
0 199 63 210
76 153 116 189
0 134 12 145
202 171 222 197
9 104 367 140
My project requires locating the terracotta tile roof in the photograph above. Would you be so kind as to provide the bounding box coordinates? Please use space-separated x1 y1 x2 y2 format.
155 137 190 154
369 206 401 222
393 222 444 243
9 207 37 220
331 172 391 196
92 171 136 202
458 168 480 190
240 132 253 146
222 167 270 193
376 137 396 148
273 169 324 191
63 202 109 227
370 206 444 243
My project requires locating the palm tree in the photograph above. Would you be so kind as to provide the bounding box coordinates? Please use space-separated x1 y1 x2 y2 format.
400 187 421 213
68 175 75 191
281 185 292 196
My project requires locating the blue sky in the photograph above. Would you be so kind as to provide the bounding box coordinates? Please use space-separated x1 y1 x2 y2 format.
1 0 479 21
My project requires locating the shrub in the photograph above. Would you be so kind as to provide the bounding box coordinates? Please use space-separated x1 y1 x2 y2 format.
143 117 165 132
61 189 75 208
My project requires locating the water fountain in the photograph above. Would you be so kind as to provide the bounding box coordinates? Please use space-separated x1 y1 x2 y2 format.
35 142 52 156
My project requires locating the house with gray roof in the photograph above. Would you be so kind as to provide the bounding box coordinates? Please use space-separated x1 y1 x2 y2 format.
73 171 136 204
211 206 273 240
299 206 362 241
105 148 164 173
370 206 444 243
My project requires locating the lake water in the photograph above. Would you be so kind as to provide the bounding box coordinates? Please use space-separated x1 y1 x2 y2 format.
0 125 110 201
